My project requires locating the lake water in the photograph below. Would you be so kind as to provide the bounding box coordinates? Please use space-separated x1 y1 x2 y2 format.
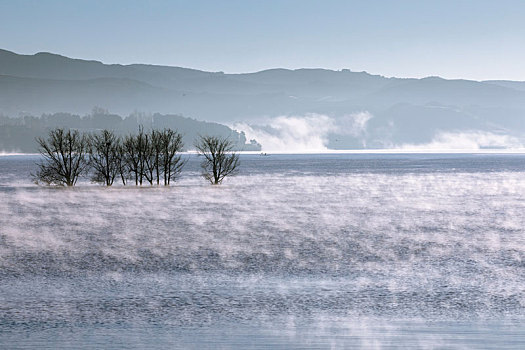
1 153 525 349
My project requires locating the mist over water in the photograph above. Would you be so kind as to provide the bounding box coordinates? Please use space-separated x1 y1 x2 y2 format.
233 113 373 152
233 114 525 152
1 154 525 348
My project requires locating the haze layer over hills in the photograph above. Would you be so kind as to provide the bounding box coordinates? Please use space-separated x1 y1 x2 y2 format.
1 49 525 150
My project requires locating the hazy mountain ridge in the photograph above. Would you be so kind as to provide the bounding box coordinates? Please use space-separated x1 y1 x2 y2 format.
484 80 525 92
1 49 525 149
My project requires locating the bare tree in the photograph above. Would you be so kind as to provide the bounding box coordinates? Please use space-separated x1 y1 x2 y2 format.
115 142 129 186
135 126 148 186
195 135 239 185
123 126 148 186
89 130 120 186
123 127 186 186
34 128 89 186
143 130 157 186
123 134 139 185
152 129 163 185
159 129 185 185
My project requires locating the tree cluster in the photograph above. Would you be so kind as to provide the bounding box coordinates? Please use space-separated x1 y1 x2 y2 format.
34 128 240 187
34 127 185 186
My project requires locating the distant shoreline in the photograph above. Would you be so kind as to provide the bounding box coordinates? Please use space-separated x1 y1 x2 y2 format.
3 149 525 157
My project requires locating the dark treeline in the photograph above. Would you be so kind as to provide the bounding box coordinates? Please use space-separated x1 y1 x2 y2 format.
0 108 261 153
35 127 186 186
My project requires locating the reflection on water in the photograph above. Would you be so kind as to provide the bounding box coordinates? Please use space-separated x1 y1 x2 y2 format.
1 154 525 348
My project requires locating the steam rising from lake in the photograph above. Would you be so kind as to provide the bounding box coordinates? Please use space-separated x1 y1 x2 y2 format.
401 131 524 150
234 114 335 152
3 171 525 285
234 114 525 152
1 154 525 348
234 112 372 152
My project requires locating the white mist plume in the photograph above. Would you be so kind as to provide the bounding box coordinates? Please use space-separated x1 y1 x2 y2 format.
234 114 335 152
337 111 373 137
234 112 373 152
401 131 524 150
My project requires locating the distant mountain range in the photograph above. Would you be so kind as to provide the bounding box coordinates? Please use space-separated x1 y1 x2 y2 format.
1 49 525 150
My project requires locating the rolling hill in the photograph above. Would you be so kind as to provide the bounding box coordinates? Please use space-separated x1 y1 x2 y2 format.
1 49 525 149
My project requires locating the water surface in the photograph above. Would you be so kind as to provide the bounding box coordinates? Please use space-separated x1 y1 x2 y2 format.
1 153 525 348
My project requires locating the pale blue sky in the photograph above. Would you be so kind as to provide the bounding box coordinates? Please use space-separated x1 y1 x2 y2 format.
1 0 524 80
